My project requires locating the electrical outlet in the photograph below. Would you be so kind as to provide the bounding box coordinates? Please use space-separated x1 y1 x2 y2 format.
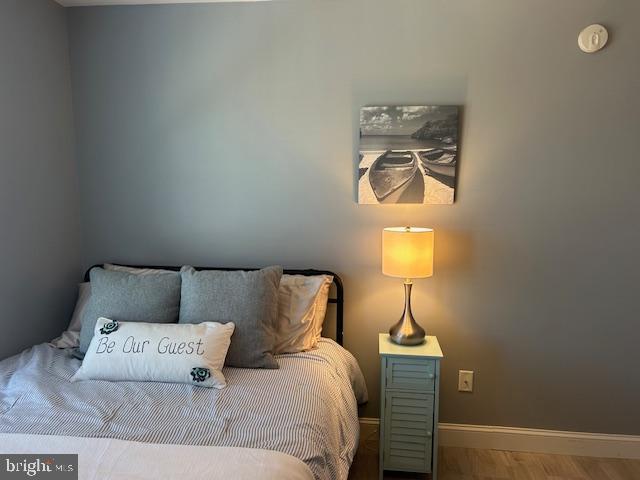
458 370 474 392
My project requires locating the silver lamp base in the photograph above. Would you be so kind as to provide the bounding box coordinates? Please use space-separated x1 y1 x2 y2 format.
389 280 426 346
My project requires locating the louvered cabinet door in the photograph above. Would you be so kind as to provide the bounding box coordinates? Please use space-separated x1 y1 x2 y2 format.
382 390 434 472
386 357 436 392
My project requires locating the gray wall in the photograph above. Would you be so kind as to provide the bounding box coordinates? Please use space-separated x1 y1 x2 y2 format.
0 0 81 359
67 0 640 434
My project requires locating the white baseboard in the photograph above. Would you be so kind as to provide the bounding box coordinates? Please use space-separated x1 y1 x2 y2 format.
359 417 380 426
358 418 640 459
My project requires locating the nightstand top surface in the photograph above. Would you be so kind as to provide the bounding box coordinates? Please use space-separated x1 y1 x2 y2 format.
379 333 443 358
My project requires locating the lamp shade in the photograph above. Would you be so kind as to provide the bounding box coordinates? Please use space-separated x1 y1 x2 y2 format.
382 227 434 279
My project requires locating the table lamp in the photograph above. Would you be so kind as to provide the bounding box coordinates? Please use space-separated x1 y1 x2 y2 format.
382 227 434 345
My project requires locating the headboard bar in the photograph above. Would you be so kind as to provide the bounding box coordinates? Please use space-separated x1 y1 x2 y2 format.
83 264 344 346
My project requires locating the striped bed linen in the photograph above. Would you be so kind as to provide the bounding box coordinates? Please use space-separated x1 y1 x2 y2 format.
0 338 368 480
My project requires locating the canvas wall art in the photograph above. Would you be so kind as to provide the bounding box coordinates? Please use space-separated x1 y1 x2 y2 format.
358 106 459 204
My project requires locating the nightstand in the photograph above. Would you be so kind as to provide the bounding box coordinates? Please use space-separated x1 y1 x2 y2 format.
378 334 443 479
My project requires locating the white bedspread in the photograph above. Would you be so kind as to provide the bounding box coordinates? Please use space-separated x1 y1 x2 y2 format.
0 433 314 480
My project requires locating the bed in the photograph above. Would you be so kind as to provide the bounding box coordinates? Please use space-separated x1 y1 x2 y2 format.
0 266 368 480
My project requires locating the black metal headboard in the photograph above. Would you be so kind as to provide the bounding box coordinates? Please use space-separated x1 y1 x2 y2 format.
84 264 344 346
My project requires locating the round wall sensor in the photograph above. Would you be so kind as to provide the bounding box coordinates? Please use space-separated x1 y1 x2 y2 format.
578 24 608 53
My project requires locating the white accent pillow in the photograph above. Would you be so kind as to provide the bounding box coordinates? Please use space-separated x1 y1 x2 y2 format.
104 264 176 275
273 275 333 354
72 318 235 389
50 282 91 348
310 277 332 341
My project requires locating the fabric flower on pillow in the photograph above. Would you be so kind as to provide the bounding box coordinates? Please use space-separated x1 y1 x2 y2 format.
99 321 119 335
190 367 211 383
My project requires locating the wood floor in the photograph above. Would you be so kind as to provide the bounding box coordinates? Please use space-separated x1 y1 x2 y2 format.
349 424 640 480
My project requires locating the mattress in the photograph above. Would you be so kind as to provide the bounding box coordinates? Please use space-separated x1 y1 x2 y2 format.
0 338 368 480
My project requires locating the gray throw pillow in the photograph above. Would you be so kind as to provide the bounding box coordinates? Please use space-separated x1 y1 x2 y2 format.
179 266 282 369
78 267 181 354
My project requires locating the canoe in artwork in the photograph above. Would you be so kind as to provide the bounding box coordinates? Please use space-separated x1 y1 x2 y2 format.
419 148 457 178
369 150 419 203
